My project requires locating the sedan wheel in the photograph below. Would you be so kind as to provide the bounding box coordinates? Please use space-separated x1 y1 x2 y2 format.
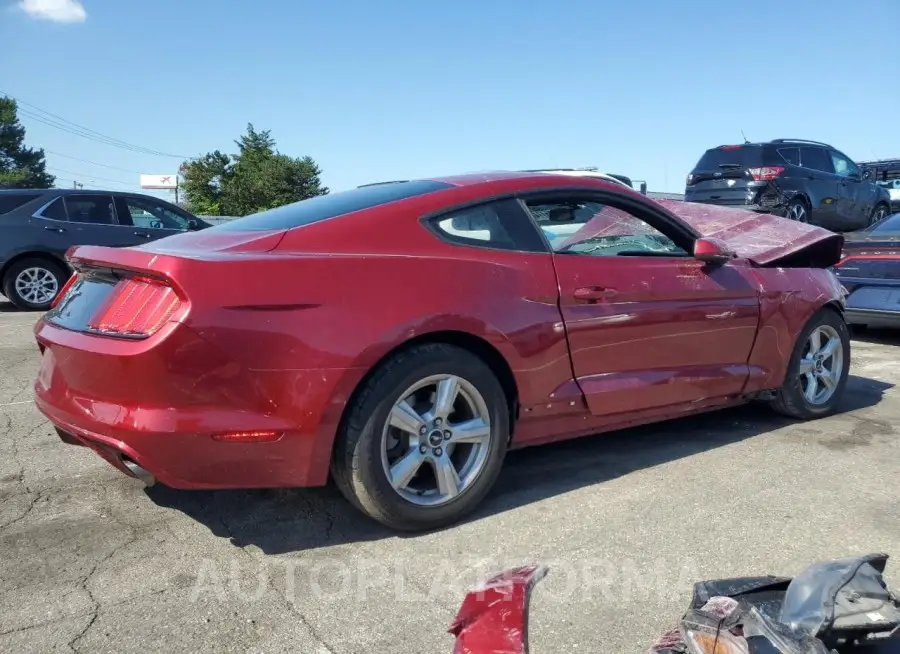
796 325 843 406
871 205 889 226
769 308 850 419
332 343 509 531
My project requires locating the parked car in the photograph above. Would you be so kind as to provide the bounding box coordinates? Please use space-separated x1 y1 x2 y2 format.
878 179 900 213
0 189 210 310
833 212 900 328
34 172 849 532
684 139 891 232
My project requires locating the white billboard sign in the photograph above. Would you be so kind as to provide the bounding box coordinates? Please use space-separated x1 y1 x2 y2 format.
140 174 177 190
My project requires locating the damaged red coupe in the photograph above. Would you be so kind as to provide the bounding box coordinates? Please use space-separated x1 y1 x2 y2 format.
33 171 850 531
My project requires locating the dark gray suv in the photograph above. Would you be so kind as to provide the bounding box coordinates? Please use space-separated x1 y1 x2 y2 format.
0 189 210 310
684 138 891 232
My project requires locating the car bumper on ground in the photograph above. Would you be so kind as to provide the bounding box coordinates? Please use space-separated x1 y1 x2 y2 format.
33 319 349 490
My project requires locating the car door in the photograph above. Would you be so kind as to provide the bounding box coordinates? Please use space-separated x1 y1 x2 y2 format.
58 193 149 247
829 149 871 230
798 147 841 228
521 191 760 417
115 195 191 243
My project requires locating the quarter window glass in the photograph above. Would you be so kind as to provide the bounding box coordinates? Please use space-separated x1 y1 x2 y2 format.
0 193 41 214
434 203 516 247
40 197 68 221
64 195 117 224
526 199 687 256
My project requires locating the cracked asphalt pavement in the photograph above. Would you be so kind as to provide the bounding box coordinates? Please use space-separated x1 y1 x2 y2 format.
2 302 899 653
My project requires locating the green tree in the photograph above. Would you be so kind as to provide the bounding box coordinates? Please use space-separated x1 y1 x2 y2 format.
0 96 55 189
180 123 327 217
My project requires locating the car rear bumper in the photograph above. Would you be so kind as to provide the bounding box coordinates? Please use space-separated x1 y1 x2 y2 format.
33 319 349 489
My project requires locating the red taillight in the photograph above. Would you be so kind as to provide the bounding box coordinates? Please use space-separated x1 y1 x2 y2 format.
51 273 80 309
720 145 742 150
749 166 784 182
87 275 183 338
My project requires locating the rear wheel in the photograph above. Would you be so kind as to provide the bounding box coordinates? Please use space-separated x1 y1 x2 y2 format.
786 198 809 223
331 343 509 531
769 308 850 419
2 258 68 311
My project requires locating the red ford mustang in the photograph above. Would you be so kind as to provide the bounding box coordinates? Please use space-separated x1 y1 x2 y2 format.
33 171 850 531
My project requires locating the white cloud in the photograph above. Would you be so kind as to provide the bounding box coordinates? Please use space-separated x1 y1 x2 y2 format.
17 0 87 23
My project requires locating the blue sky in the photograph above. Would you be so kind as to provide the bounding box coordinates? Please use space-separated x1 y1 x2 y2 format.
1 0 897 200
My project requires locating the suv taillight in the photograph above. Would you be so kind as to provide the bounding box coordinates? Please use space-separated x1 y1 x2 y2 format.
87 275 183 338
686 173 695 186
749 166 785 182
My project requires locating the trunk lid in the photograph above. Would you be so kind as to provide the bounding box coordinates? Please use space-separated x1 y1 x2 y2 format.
656 199 844 268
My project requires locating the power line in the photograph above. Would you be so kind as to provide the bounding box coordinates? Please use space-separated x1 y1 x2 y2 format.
44 150 144 174
46 166 138 187
2 90 190 159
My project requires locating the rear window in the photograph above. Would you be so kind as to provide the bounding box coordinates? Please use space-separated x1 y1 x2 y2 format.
0 192 42 215
693 146 765 170
213 180 454 232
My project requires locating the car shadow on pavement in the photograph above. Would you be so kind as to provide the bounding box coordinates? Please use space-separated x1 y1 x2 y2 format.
146 374 892 555
851 326 900 346
0 301 20 312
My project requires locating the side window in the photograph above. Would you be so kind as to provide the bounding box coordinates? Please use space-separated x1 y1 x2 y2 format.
124 197 190 230
64 195 117 225
524 198 688 257
39 197 68 221
799 147 834 174
777 147 800 166
429 199 545 252
829 151 859 178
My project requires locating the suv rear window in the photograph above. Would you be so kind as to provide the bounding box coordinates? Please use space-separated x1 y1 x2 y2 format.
214 180 454 232
693 146 765 171
0 192 42 215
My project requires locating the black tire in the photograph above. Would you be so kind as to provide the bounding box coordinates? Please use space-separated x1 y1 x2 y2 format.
331 343 510 532
786 198 810 223
1 257 68 311
870 203 890 226
769 307 850 420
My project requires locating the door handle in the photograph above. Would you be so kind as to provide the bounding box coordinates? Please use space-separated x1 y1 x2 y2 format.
133 231 152 238
573 286 617 302
43 225 66 233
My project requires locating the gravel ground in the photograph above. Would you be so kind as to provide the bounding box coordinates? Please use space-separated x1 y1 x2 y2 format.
1 302 898 653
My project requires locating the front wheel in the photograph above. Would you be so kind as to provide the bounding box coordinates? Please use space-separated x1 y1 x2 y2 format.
870 203 890 226
769 308 850 419
332 343 510 531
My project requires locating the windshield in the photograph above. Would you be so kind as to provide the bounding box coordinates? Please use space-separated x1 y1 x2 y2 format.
211 180 453 231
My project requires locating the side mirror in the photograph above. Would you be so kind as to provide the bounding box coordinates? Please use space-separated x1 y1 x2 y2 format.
187 218 200 231
639 182 647 195
862 169 872 181
693 237 735 264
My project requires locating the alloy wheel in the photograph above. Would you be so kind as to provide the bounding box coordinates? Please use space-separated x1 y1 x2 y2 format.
798 325 844 405
14 267 58 306
381 374 492 507
788 203 807 223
